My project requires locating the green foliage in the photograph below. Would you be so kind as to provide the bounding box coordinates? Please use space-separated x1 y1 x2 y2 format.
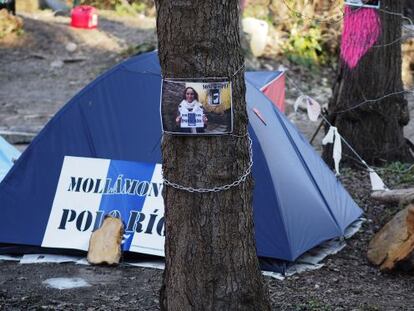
242 0 340 67
114 2 133 15
130 2 147 14
119 42 156 59
78 0 153 16
0 9 24 39
380 162 414 185
359 303 380 311
243 2 272 21
283 23 324 68
80 0 119 9
78 0 153 14
294 299 332 311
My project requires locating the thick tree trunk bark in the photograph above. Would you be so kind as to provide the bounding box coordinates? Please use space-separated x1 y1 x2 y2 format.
154 1 270 310
323 0 413 166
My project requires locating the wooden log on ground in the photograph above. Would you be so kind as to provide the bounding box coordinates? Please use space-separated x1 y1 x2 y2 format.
87 216 124 265
367 205 414 271
371 188 414 204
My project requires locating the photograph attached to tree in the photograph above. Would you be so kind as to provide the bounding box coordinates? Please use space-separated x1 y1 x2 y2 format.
161 79 233 135
344 0 380 9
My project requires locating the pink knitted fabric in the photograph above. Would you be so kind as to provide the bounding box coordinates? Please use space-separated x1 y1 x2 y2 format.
340 7 381 69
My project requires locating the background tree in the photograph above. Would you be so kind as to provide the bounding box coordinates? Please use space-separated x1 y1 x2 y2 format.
323 0 413 165
154 0 270 310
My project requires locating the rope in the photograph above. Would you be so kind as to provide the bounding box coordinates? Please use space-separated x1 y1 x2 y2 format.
285 74 372 171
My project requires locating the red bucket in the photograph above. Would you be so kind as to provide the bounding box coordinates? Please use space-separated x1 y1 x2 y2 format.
71 5 98 29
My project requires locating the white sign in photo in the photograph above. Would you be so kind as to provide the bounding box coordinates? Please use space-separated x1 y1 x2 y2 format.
344 0 380 9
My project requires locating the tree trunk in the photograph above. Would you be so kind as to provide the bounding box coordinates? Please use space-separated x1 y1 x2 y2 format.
154 1 270 310
323 0 413 166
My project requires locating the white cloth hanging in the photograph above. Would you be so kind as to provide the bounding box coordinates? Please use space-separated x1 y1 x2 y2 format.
294 95 321 122
306 97 321 122
322 126 342 175
294 95 306 112
368 168 388 191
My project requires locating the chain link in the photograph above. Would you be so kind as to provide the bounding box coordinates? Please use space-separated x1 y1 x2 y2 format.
163 135 253 193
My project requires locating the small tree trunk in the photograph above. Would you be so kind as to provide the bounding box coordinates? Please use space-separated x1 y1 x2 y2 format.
323 0 413 166
154 1 270 310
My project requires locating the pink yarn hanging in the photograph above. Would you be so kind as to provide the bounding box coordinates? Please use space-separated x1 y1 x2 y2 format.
340 7 381 69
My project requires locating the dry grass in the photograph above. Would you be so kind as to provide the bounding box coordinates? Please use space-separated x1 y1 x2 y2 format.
0 9 23 40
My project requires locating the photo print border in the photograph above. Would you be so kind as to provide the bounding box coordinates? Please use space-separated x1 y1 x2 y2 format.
160 79 233 136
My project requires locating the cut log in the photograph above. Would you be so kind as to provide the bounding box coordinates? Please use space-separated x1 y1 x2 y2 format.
367 205 414 271
371 188 414 204
87 217 124 265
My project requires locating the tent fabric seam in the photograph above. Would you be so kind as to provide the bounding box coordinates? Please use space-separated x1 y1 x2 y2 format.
259 72 285 91
247 85 294 260
272 106 343 238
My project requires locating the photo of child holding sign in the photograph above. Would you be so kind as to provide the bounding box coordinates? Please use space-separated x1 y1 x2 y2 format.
175 87 208 133
161 80 233 135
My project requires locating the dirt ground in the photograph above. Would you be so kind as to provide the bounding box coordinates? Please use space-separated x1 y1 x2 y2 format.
0 10 156 138
1 9 414 311
1 171 414 311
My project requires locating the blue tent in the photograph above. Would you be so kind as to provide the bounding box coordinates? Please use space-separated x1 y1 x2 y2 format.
0 136 20 183
0 52 362 268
